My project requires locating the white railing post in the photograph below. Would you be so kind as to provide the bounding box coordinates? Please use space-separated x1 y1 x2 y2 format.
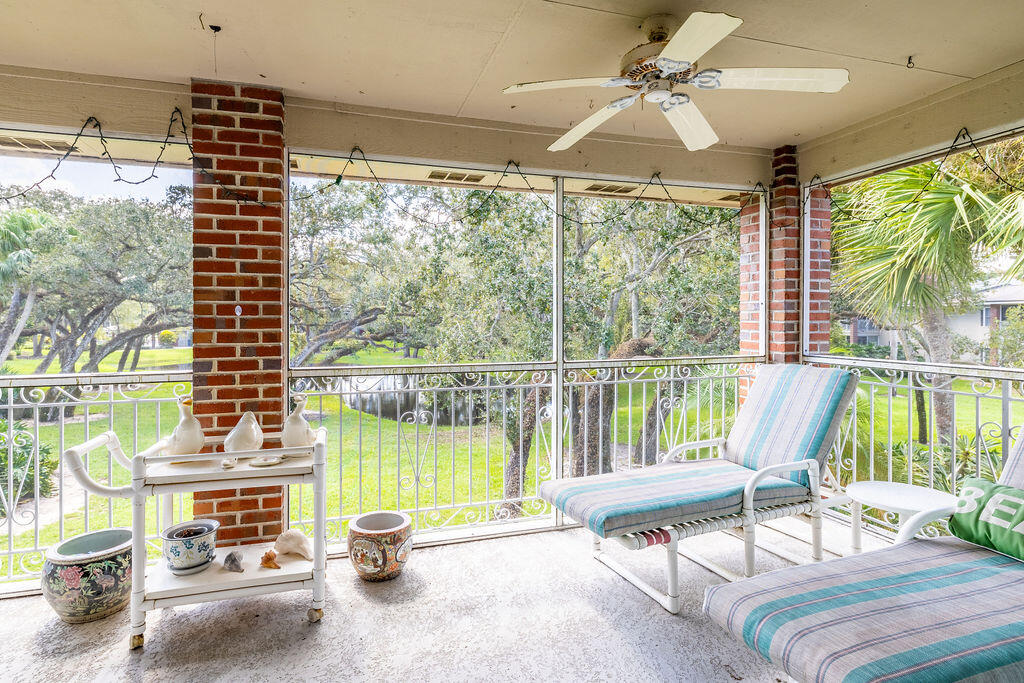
552 176 565 526
1001 378 1011 470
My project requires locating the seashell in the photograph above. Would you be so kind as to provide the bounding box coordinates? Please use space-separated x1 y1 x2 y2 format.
260 548 281 569
165 397 205 457
223 550 244 573
274 528 313 561
282 394 317 448
224 411 264 453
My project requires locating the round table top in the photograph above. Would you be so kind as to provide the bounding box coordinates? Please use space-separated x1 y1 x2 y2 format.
845 480 958 516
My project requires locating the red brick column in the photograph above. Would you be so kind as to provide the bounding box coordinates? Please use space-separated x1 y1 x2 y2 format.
738 146 831 372
767 145 802 363
805 186 832 355
738 198 762 358
190 79 287 545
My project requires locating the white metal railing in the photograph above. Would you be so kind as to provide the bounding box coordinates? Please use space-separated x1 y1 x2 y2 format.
0 371 191 583
288 358 756 546
7 354 1018 583
811 355 1022 535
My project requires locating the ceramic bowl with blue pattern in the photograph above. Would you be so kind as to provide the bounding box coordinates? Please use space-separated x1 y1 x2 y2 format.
161 519 219 575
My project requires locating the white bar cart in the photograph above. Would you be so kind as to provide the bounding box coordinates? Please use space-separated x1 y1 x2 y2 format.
63 428 328 649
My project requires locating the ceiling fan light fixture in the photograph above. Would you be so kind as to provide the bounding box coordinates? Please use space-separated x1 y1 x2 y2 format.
644 88 672 103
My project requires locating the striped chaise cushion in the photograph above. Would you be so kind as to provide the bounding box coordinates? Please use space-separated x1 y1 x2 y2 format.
724 364 857 486
999 430 1024 489
703 537 1024 683
538 459 808 538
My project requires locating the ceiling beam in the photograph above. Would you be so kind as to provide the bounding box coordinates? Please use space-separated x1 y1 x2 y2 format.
798 59 1024 184
287 97 770 189
0 65 772 190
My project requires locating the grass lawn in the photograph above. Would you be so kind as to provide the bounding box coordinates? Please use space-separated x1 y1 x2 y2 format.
3 347 192 375
1 344 426 377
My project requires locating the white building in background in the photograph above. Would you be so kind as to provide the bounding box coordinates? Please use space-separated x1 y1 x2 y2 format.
947 281 1024 344
841 280 1024 361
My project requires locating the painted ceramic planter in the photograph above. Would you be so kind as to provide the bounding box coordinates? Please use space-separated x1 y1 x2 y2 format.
347 511 412 581
161 519 219 574
42 528 132 623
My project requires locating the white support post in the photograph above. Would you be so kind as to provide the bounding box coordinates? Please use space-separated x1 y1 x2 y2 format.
129 453 147 649
664 538 680 614
163 494 173 528
809 462 823 562
742 513 756 578
552 176 565 526
309 429 327 622
851 501 863 554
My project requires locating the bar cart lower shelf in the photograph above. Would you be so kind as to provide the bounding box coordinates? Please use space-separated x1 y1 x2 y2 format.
63 427 328 649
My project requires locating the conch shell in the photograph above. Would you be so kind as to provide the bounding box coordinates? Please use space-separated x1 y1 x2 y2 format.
274 528 314 561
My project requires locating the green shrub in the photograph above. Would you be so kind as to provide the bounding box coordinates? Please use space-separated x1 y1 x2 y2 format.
0 420 57 503
158 330 177 348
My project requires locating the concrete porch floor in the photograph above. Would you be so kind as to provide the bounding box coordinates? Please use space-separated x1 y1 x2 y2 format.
0 517 885 682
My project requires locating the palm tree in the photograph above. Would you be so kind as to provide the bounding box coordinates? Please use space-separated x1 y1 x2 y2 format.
832 163 992 445
0 208 51 365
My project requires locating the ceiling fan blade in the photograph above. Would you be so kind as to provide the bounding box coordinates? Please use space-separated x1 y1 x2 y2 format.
658 12 742 65
662 98 719 151
713 68 850 92
548 97 634 151
503 77 628 94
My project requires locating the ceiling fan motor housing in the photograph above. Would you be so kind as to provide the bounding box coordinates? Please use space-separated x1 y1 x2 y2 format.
620 41 696 89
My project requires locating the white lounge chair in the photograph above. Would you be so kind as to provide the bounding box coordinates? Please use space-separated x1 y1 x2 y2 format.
539 363 857 613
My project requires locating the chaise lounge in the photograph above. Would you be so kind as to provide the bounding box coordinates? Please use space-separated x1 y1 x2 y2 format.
703 427 1024 682
539 363 858 612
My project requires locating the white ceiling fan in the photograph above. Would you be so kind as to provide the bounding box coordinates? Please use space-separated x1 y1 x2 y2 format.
503 12 849 152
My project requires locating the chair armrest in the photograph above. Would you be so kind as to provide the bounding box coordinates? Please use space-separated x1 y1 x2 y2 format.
664 437 725 462
895 505 958 544
743 459 820 511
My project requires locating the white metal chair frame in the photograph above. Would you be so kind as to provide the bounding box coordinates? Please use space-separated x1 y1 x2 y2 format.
591 437 833 614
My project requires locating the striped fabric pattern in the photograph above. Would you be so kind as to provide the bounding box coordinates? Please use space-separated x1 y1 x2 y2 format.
999 431 1024 489
723 364 857 486
703 537 1024 683
538 459 808 538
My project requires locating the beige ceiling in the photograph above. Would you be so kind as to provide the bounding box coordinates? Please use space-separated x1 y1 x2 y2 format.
2 0 1022 150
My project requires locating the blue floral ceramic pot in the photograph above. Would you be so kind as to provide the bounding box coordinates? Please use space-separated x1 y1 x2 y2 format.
42 528 132 623
161 519 218 574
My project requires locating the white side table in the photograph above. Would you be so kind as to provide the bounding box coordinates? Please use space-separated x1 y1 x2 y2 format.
845 481 958 553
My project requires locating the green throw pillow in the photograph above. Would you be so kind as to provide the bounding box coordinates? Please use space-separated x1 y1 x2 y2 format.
949 477 1024 561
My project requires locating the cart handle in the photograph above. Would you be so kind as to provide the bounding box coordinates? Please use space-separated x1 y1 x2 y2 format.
63 431 135 499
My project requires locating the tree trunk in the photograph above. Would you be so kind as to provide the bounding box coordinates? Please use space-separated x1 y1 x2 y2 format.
500 386 549 517
632 387 672 466
129 337 143 371
569 338 660 478
597 290 622 359
32 334 42 357
630 288 641 338
919 307 955 446
0 288 34 367
913 383 928 445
